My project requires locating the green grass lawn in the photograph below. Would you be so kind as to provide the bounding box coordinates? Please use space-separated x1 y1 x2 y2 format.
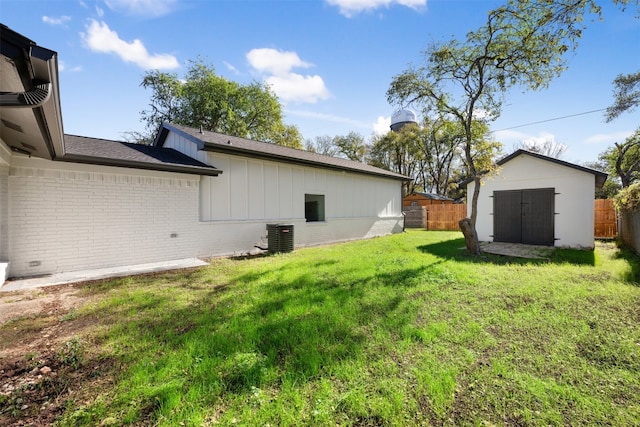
8 231 640 426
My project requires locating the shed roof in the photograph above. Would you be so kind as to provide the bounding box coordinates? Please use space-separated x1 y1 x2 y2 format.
61 134 221 176
156 122 411 181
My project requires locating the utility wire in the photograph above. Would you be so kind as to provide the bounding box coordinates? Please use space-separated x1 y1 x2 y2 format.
491 108 608 133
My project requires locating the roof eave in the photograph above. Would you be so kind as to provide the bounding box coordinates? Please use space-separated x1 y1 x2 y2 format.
59 154 222 176
0 26 65 160
202 143 410 181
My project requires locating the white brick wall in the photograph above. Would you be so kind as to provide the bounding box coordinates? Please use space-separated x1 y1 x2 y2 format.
6 155 404 279
0 166 8 262
8 159 202 277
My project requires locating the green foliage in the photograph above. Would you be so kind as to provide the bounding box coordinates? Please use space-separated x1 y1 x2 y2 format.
140 58 302 147
59 310 79 322
57 336 85 370
304 135 339 156
370 124 423 194
606 70 640 122
596 179 622 199
599 128 640 188
333 131 368 162
614 181 640 212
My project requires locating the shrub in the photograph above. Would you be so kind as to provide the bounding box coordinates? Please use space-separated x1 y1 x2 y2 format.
613 182 640 212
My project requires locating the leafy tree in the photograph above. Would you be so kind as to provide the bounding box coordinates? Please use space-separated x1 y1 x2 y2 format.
417 118 461 196
333 131 369 162
370 124 422 195
599 128 640 189
387 0 635 254
140 59 302 147
582 159 621 199
270 123 304 149
305 135 339 156
606 70 640 122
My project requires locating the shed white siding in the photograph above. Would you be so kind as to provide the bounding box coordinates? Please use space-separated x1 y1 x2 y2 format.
467 154 596 248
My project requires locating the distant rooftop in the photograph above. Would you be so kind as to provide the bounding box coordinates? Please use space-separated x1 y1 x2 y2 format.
407 192 454 201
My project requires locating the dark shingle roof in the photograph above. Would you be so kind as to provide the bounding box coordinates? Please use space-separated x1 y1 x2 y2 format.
156 122 411 181
61 134 221 176
407 192 453 201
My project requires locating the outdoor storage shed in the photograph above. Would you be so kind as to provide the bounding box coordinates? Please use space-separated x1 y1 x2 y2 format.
466 150 607 249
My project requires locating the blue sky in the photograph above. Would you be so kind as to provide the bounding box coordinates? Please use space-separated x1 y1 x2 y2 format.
1 0 638 165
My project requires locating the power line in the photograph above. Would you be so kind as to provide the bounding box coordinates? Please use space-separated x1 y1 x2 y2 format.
491 108 608 133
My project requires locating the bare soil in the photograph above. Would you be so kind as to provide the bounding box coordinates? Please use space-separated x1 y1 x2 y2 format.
0 283 111 426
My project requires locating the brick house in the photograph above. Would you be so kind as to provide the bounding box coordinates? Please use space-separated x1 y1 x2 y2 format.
0 25 409 283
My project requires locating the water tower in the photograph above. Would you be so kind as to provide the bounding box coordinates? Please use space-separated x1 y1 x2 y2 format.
390 109 418 132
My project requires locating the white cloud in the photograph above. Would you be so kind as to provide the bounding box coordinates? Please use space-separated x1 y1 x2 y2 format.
286 109 370 128
59 60 83 73
584 131 634 145
265 74 330 104
326 0 426 17
82 20 179 70
247 48 330 104
373 116 391 135
42 15 71 25
96 6 105 17
104 0 178 17
223 61 240 75
492 129 534 143
247 48 312 75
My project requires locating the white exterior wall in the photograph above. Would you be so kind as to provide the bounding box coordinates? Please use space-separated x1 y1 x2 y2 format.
4 132 404 279
7 156 203 278
1 140 13 281
467 154 596 248
166 132 404 250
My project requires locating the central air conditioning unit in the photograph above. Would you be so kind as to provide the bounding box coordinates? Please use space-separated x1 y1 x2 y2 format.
266 224 294 253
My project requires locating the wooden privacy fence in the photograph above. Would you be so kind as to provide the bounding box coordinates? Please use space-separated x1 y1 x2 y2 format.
594 199 617 239
405 200 618 238
403 204 467 230
425 204 467 230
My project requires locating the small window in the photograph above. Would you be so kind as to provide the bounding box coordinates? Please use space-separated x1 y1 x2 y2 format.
305 194 325 222
411 201 418 207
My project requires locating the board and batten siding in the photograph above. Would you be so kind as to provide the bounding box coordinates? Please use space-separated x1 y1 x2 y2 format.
164 131 404 249
468 154 596 248
200 153 401 222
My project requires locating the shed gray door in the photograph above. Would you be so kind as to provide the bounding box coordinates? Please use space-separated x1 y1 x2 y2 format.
493 188 554 246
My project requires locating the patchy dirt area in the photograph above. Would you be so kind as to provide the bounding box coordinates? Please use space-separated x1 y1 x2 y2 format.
0 283 110 426
0 284 88 326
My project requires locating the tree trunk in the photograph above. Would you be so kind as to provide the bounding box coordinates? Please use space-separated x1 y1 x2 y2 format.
459 218 482 255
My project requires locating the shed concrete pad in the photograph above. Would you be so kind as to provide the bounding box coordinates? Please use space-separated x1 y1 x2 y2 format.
480 242 554 259
0 258 209 292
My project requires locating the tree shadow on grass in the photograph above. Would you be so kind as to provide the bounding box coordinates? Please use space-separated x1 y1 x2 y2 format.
418 237 596 266
612 244 640 285
88 256 433 424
